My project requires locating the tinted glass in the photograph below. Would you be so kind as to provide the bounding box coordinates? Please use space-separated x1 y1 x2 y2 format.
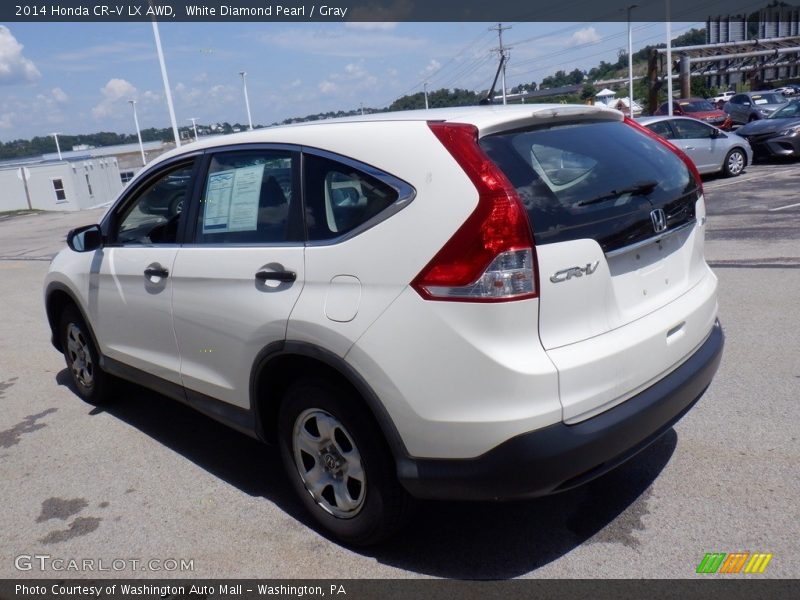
194 150 300 245
303 154 399 241
679 100 716 112
770 101 800 118
480 120 697 252
750 93 787 105
115 164 193 245
672 119 714 139
645 120 675 139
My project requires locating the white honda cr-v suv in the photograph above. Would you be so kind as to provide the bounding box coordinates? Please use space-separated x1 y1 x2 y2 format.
44 104 723 545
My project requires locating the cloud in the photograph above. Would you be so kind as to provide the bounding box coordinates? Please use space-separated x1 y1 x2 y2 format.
419 59 441 79
319 80 337 94
0 112 15 129
51 87 68 103
92 78 137 119
318 61 379 98
344 22 398 31
0 26 41 84
259 28 426 58
570 27 601 46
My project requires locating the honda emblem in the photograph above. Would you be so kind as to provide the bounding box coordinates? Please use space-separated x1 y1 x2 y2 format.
650 209 667 233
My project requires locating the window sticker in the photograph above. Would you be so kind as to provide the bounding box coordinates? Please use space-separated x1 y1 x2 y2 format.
202 164 264 233
753 98 768 105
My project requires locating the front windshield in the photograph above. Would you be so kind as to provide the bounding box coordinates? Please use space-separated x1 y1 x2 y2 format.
770 101 800 119
680 100 715 112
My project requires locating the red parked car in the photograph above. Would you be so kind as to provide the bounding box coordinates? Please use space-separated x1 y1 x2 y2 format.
655 98 733 130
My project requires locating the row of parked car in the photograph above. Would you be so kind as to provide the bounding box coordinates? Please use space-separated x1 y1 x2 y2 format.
639 94 800 178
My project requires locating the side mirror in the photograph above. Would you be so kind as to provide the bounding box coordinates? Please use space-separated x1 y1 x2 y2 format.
67 224 103 253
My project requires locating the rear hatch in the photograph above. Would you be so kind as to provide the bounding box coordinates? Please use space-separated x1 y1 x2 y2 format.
480 118 713 421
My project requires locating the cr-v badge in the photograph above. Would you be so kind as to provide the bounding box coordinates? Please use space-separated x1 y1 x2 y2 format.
550 261 600 283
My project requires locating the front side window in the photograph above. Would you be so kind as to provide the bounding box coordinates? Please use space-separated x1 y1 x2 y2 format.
113 163 194 245
194 150 300 245
672 119 714 140
303 154 399 241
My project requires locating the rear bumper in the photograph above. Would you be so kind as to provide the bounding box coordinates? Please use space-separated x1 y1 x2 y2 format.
398 320 724 501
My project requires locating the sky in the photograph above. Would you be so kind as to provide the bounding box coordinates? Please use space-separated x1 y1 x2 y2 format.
0 19 703 141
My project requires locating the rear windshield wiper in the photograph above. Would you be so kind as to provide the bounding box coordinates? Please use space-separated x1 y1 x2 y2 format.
577 180 658 207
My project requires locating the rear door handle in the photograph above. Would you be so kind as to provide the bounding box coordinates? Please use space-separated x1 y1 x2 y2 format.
144 266 169 278
256 270 296 283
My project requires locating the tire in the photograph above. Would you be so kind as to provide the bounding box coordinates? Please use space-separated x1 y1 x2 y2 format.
168 193 185 216
723 148 746 178
59 306 114 404
278 378 414 545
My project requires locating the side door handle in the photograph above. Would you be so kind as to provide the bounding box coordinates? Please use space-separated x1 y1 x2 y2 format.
144 265 169 278
256 270 296 283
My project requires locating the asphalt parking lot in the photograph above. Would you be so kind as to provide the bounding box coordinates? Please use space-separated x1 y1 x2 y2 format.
1 160 798 580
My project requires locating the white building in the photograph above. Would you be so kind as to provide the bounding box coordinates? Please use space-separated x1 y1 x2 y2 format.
0 157 123 212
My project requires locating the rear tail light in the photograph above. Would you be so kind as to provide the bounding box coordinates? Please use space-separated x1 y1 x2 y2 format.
411 122 537 302
624 116 704 195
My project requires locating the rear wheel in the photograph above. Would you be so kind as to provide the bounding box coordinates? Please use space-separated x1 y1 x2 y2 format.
59 306 114 404
278 378 413 545
723 148 746 177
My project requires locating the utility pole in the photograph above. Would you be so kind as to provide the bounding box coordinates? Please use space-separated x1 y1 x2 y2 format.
188 117 199 141
151 17 180 147
423 82 429 109
666 0 674 115
51 133 62 160
239 71 253 130
627 5 638 117
129 100 146 166
490 23 512 105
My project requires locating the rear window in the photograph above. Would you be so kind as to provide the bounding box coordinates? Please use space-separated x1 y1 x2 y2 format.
680 100 716 112
480 120 698 252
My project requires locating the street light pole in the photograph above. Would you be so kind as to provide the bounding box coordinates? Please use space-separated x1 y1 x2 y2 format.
239 71 253 130
666 0 674 116
51 133 62 160
424 82 429 109
151 19 181 147
129 100 146 167
188 117 199 142
627 4 638 117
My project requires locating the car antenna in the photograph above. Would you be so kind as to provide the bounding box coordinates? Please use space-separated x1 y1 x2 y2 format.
479 54 506 105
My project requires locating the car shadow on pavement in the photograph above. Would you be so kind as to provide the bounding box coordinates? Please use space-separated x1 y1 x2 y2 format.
57 369 677 579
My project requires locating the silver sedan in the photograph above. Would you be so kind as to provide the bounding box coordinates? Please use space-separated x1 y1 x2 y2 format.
638 116 753 177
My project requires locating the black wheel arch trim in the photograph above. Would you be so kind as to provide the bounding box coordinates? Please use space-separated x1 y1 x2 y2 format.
45 281 100 355
249 340 412 463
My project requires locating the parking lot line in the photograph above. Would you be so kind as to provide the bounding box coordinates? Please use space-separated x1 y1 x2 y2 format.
704 167 796 190
769 202 800 212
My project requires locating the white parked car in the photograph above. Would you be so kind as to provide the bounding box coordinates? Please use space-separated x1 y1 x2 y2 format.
44 105 724 545
709 90 735 107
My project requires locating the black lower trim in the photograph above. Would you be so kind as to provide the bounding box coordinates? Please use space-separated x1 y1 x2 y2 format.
398 320 724 501
102 356 257 439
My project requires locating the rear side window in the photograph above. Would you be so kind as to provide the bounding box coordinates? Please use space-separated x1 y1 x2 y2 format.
194 150 301 245
480 120 697 252
303 154 399 241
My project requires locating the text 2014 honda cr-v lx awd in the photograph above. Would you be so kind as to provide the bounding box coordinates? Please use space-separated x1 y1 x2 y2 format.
45 104 724 544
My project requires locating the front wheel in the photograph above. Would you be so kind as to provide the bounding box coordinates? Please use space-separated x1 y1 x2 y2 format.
278 379 413 545
723 148 746 177
59 306 115 404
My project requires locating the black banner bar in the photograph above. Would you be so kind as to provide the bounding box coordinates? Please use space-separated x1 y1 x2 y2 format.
0 1 784 23
1 580 799 600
